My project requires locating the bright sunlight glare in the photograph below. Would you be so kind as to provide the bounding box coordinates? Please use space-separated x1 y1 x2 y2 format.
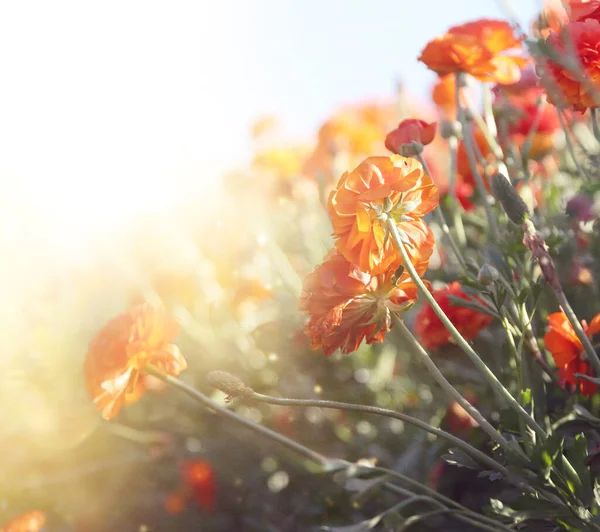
0 1 260 252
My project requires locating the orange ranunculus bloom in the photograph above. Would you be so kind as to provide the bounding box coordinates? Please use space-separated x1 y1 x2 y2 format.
328 155 438 275
569 0 600 22
1 511 46 532
432 74 457 118
543 18 600 111
544 311 600 395
414 282 493 350
385 119 437 155
84 302 187 420
419 19 526 84
300 249 429 356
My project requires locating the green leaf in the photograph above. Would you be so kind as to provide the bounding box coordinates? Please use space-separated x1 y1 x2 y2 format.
569 433 593 505
442 448 479 470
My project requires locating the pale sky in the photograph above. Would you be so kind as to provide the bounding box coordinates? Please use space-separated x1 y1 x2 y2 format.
0 0 540 245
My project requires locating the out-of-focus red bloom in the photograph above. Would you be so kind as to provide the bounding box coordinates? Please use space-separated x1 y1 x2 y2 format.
328 155 438 275
164 460 217 515
385 119 437 155
543 18 600 111
569 0 600 22
544 311 600 395
419 19 526 84
300 249 431 355
414 282 493 350
84 303 187 420
1 511 46 532
182 460 217 511
445 394 479 436
456 127 496 190
426 156 475 211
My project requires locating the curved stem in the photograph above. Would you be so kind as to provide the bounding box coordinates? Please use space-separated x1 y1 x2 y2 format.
248 390 508 475
144 367 328 466
390 312 513 454
387 218 547 442
366 465 515 532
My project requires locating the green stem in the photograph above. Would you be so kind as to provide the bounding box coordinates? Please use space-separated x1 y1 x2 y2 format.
455 73 499 240
144 367 328 466
390 312 513 453
557 109 587 182
387 218 546 442
592 108 600 144
416 153 467 271
249 390 507 475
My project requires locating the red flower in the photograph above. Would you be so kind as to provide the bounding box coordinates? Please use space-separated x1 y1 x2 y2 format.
300 249 431 355
385 119 437 155
84 303 187 420
1 511 46 532
164 460 217 515
543 18 600 111
569 0 600 22
414 282 493 350
445 394 479 436
544 311 600 395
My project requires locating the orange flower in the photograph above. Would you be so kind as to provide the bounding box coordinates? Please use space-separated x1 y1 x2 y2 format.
419 19 525 84
432 74 458 118
544 311 600 395
84 303 187 420
543 18 600 111
569 0 600 22
414 282 493 350
328 155 438 275
533 0 568 37
385 119 437 155
1 511 46 532
300 249 429 355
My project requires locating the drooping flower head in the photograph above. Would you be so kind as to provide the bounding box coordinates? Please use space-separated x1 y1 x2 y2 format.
328 155 438 275
544 311 600 395
300 249 430 356
414 282 493 350
543 18 600 111
84 302 187 420
419 19 526 84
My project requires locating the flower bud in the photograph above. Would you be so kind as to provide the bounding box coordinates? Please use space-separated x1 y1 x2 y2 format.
440 120 462 139
206 371 253 399
477 264 499 286
385 119 436 155
491 173 531 225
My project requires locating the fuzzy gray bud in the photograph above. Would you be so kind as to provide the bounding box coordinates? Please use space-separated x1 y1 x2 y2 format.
491 174 530 225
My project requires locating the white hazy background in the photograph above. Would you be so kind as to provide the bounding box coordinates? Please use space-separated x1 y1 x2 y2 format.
0 0 539 251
